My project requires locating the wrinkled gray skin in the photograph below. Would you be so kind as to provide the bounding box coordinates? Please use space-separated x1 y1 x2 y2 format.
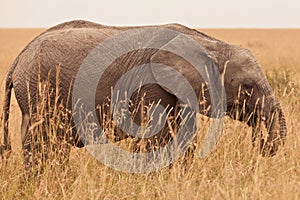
1 20 286 169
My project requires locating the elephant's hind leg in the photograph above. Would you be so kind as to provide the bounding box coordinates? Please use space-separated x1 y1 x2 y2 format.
22 113 72 179
21 114 30 146
20 114 34 175
21 113 52 177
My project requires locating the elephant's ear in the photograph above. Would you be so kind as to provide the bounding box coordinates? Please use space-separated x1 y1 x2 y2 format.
149 34 216 102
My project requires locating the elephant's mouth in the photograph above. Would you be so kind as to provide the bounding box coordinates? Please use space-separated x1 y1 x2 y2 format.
225 101 252 122
225 96 287 156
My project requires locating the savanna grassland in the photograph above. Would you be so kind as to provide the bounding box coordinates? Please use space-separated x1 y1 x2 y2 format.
0 28 299 199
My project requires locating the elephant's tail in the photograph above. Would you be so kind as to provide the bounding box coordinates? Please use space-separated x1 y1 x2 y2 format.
1 62 15 159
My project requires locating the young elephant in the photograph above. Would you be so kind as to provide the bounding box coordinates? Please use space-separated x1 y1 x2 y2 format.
1 20 286 172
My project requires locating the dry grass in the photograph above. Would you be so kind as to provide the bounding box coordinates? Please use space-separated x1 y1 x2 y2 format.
0 28 299 199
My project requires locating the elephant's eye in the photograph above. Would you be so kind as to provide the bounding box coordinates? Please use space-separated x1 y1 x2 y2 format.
242 84 254 96
243 84 253 90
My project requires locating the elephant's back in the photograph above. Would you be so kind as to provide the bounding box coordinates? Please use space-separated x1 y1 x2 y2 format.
13 27 120 74
11 27 122 113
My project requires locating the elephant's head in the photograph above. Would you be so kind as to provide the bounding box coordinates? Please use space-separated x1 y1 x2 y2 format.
148 29 287 156
169 28 287 156
220 46 287 156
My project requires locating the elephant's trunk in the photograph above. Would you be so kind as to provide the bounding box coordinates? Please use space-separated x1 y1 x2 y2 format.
257 78 287 156
261 97 287 156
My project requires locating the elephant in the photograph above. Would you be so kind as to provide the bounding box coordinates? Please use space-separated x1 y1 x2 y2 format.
1 20 286 171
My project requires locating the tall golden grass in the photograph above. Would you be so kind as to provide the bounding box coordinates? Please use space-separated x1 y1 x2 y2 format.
0 28 299 199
